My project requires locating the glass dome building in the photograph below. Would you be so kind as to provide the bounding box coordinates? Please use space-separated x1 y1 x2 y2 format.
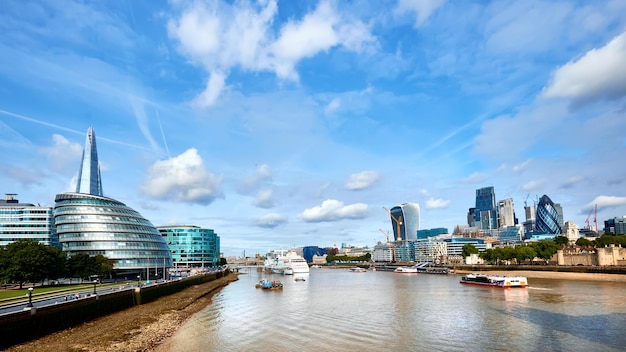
535 195 563 235
54 127 172 272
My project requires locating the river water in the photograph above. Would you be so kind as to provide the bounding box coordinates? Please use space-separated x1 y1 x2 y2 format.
156 268 626 352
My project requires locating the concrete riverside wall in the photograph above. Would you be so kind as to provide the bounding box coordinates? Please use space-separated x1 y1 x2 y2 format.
0 270 228 350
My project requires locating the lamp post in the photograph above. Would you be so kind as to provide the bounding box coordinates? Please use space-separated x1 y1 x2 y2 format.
93 280 98 295
27 287 33 308
137 274 141 287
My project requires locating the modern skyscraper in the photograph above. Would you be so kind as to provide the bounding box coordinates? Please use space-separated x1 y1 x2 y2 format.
535 195 563 235
389 203 420 241
497 198 516 228
0 194 58 247
475 187 497 230
55 127 173 273
75 126 103 197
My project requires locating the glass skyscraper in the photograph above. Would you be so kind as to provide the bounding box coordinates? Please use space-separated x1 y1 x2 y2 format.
389 203 420 241
535 195 563 235
54 127 173 272
475 186 497 230
158 226 220 267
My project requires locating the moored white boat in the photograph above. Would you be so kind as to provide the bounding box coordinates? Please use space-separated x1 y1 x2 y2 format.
264 249 310 274
394 266 418 274
348 267 366 272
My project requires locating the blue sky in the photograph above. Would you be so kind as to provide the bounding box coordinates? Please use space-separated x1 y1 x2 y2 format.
1 0 626 256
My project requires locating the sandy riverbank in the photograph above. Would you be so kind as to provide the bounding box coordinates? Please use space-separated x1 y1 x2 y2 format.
5 273 239 352
454 270 626 282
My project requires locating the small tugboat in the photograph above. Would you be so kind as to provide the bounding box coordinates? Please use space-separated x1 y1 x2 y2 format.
460 273 528 288
255 279 283 290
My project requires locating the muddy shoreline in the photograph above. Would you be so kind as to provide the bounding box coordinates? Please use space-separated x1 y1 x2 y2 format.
6 274 239 352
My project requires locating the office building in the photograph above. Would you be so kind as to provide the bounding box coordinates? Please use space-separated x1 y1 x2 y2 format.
475 187 498 230
54 127 173 273
604 216 626 235
158 225 220 267
535 194 563 235
389 203 420 241
0 194 58 247
497 198 516 228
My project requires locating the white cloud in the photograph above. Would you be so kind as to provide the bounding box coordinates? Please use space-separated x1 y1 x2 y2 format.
142 148 223 204
394 0 446 27
460 172 490 184
256 213 287 228
345 170 379 190
238 164 273 194
299 199 368 222
512 159 532 173
586 195 626 213
168 0 375 107
38 134 83 174
542 31 626 105
560 175 585 189
522 179 546 192
254 189 274 209
325 98 341 115
425 197 450 209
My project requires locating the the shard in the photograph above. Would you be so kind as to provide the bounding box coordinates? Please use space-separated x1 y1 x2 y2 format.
75 126 103 196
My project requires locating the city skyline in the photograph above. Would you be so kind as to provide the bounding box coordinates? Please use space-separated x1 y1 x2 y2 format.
1 1 626 256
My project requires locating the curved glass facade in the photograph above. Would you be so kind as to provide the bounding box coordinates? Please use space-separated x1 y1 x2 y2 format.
390 203 420 241
535 195 562 235
54 192 173 270
158 226 220 267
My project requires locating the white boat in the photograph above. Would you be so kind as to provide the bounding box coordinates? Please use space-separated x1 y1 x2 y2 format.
460 273 529 288
394 266 418 274
348 267 366 272
264 250 310 274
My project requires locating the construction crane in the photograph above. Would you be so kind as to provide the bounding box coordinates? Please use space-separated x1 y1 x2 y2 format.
585 204 599 233
524 193 530 207
379 229 390 244
383 207 403 241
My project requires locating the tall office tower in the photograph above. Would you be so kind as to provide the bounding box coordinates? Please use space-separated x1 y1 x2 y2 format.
75 126 103 196
475 187 497 230
389 203 420 241
55 127 173 274
535 194 563 235
467 208 476 227
0 194 58 247
497 198 516 228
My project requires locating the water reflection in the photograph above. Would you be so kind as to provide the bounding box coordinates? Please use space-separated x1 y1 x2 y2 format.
157 271 626 352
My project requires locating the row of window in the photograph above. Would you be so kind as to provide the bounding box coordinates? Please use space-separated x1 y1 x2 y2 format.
57 223 160 235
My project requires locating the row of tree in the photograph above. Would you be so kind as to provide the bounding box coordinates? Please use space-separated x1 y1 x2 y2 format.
461 233 626 265
0 239 113 288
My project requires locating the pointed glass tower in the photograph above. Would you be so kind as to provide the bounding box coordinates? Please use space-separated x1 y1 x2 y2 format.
75 126 103 196
55 126 173 274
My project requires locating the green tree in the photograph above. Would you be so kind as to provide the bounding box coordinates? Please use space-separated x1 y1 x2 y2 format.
479 248 495 264
514 246 537 264
554 236 569 247
461 244 479 258
0 239 66 288
576 238 593 247
531 240 558 263
68 253 114 282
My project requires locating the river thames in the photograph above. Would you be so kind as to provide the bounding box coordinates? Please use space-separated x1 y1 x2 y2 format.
156 268 626 352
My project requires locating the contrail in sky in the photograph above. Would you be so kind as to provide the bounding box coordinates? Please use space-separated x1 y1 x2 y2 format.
0 108 151 151
155 108 171 158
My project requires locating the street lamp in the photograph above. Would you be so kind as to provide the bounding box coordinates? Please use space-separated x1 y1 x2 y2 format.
137 274 141 287
27 287 33 308
93 280 98 295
